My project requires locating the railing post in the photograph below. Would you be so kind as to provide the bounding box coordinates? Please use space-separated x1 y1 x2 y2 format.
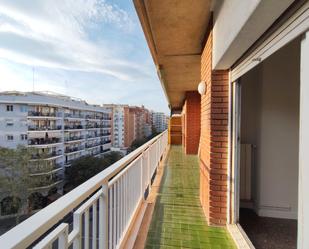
73 213 82 249
148 148 151 193
99 181 108 249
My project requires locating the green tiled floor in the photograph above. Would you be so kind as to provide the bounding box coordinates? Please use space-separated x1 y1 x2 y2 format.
145 146 236 249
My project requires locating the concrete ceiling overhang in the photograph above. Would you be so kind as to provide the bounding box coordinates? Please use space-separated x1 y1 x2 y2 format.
134 0 211 111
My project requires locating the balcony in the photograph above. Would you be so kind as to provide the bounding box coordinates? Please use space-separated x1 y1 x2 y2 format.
28 111 62 119
29 175 64 191
29 163 63 176
64 113 84 119
28 137 61 146
0 131 167 248
64 125 84 130
30 151 63 160
64 146 85 154
64 136 85 143
0 133 235 249
28 125 62 131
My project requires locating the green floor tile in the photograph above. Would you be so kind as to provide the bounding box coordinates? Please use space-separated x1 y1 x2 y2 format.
145 146 236 249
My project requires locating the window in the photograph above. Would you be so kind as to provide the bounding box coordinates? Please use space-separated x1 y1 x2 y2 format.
6 119 14 127
20 105 28 112
6 135 14 141
20 134 27 140
6 105 13 112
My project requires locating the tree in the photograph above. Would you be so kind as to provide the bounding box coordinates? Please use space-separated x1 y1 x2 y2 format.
128 132 160 153
65 152 123 192
0 146 53 224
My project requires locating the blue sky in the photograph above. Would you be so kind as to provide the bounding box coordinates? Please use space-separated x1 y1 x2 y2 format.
0 0 169 114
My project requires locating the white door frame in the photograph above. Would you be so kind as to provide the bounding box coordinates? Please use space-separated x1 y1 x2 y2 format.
298 30 309 249
229 80 241 224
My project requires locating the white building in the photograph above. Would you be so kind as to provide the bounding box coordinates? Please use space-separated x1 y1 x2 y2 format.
152 112 168 133
0 91 112 192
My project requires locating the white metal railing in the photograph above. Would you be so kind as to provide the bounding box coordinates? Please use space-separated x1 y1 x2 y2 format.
0 131 168 249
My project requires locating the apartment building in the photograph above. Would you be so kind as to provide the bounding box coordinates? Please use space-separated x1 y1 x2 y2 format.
152 112 168 133
104 104 154 149
0 91 112 193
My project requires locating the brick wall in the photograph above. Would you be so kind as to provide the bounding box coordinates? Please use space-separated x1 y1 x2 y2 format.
199 22 229 225
182 91 201 154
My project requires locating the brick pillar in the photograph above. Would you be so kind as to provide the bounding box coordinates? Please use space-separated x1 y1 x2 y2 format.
182 91 201 154
199 22 229 225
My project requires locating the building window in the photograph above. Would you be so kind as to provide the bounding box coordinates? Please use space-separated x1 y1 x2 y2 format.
20 134 27 141
6 119 14 127
6 105 13 112
20 105 28 112
6 135 14 141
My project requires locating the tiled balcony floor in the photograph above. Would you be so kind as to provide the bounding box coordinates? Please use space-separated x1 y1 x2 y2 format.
145 146 236 249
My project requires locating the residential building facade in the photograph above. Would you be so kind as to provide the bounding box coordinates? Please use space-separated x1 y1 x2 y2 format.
0 91 112 195
105 104 154 150
152 112 168 133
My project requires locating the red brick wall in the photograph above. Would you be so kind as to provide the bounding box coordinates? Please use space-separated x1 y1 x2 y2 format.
182 91 201 154
199 22 229 225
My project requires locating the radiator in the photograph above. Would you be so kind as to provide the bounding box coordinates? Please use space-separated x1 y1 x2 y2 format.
240 144 253 200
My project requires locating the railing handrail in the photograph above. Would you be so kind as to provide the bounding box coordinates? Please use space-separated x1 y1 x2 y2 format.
0 130 167 249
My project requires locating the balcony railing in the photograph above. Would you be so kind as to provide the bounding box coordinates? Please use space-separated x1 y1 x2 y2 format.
64 125 84 130
28 138 61 146
29 164 63 175
28 125 62 131
31 151 62 160
64 113 84 119
65 146 85 153
64 136 85 142
28 111 62 117
0 131 168 248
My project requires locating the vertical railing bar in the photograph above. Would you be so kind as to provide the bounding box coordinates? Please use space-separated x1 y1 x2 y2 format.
85 209 89 249
117 180 120 245
113 183 116 249
99 182 108 249
73 213 82 249
92 202 97 249
108 187 112 249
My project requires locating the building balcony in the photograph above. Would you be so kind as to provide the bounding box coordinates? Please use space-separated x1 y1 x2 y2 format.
28 111 62 119
85 143 101 149
29 175 63 191
64 125 84 130
30 151 63 160
64 113 84 119
28 125 62 131
64 146 85 154
64 136 85 143
29 163 63 176
28 137 61 146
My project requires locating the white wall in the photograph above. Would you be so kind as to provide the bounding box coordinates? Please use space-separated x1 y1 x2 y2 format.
240 38 300 219
213 0 294 69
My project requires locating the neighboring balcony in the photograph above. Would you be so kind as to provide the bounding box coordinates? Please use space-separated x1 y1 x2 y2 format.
64 125 84 130
64 146 85 154
28 163 63 176
29 175 64 191
64 113 84 119
28 125 62 131
0 131 168 248
30 151 63 161
28 111 62 119
64 136 85 143
28 138 62 147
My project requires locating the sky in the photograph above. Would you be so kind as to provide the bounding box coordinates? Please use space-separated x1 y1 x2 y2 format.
0 0 170 114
